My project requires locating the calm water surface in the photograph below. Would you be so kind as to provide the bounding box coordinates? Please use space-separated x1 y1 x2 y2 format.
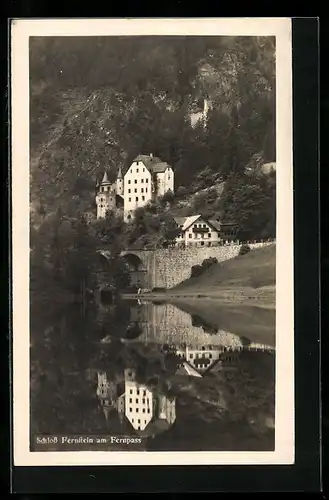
30 298 275 452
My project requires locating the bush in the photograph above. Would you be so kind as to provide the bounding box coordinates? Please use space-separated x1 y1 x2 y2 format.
151 287 166 292
176 185 187 198
190 265 203 278
201 257 218 269
239 244 251 256
190 257 218 278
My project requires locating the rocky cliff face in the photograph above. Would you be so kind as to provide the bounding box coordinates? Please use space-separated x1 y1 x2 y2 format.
30 36 275 223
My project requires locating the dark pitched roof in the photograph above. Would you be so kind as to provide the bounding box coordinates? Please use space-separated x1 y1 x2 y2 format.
173 217 187 227
132 155 172 174
208 219 222 231
151 162 171 173
117 165 123 179
100 171 111 185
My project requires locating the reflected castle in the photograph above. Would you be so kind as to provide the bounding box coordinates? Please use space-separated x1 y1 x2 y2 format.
96 368 176 437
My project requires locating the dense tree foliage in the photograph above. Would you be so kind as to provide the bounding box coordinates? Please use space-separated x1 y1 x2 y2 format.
30 36 276 296
220 170 276 241
30 36 275 227
123 198 181 249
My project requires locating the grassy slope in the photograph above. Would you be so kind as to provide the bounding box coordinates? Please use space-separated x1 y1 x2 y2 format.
174 244 276 292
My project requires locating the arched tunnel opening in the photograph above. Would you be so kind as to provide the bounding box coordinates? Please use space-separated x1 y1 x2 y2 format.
97 251 148 292
121 253 147 289
100 288 115 305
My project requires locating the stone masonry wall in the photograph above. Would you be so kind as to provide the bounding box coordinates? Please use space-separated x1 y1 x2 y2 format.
127 242 271 289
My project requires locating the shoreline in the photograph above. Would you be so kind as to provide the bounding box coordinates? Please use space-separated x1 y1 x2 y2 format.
120 287 275 309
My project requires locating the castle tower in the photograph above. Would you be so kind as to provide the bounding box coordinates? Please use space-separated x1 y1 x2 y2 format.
116 165 124 197
95 171 116 219
203 98 209 126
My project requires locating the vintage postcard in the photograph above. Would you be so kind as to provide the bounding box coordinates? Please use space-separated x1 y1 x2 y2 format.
11 18 294 466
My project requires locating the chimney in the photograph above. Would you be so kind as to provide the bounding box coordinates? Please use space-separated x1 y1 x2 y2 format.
150 153 153 158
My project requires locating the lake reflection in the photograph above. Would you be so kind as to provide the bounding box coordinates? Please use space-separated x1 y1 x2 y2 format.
30 298 275 452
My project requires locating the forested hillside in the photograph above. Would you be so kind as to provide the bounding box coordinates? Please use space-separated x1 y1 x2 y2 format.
30 35 276 233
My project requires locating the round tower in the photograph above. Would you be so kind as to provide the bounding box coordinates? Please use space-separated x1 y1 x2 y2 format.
96 171 116 219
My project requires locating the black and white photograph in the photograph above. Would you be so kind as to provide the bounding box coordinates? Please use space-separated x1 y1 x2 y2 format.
11 18 294 466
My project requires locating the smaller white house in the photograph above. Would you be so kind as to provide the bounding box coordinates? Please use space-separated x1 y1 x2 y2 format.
175 345 241 376
174 214 236 247
176 345 224 373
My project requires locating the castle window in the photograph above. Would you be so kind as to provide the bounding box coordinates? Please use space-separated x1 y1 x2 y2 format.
209 354 212 359
135 179 137 184
189 234 192 238
136 398 138 403
136 197 139 202
203 224 207 228
208 233 211 238
141 188 144 193
146 179 149 183
128 189 131 193
142 408 145 413
136 168 139 173
141 179 144 183
130 389 133 394
143 168 145 172
136 408 139 413
201 241 205 246
147 408 150 413
138 418 141 423
136 161 139 165
129 398 132 403
129 407 132 412
142 196 145 201
129 197 131 202
144 390 146 396
145 188 148 193
128 180 131 184
137 389 140 395
134 188 137 193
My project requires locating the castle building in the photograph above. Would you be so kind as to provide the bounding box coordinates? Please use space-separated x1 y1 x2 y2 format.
96 368 176 435
95 170 124 219
190 97 212 128
95 154 174 221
